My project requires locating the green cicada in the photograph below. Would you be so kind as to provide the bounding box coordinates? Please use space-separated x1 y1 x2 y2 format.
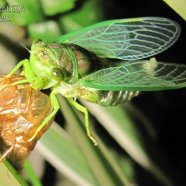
8 17 186 145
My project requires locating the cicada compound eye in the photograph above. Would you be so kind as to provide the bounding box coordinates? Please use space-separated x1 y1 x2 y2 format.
52 67 65 81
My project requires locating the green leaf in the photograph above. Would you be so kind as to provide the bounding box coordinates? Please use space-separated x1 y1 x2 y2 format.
0 156 28 186
92 133 135 185
28 21 61 42
40 0 76 16
163 0 186 21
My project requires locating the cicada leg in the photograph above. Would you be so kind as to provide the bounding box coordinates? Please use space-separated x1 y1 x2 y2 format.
68 99 98 146
28 92 60 142
0 145 14 163
7 59 29 77
7 59 39 87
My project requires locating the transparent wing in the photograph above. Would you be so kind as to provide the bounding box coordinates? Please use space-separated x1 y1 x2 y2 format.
57 17 180 60
80 59 186 91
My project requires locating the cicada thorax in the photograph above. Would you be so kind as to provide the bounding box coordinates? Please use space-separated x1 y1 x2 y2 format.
0 75 53 170
47 43 111 78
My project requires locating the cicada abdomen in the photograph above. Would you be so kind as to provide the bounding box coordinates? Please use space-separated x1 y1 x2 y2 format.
0 75 53 170
97 90 139 106
75 85 139 106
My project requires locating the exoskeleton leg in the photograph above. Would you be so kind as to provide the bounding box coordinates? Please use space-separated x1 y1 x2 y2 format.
0 145 14 163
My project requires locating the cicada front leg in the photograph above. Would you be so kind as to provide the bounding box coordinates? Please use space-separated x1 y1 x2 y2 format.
6 59 34 86
28 91 60 142
7 59 29 77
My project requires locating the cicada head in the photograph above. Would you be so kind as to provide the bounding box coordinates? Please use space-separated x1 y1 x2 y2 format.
29 40 69 89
